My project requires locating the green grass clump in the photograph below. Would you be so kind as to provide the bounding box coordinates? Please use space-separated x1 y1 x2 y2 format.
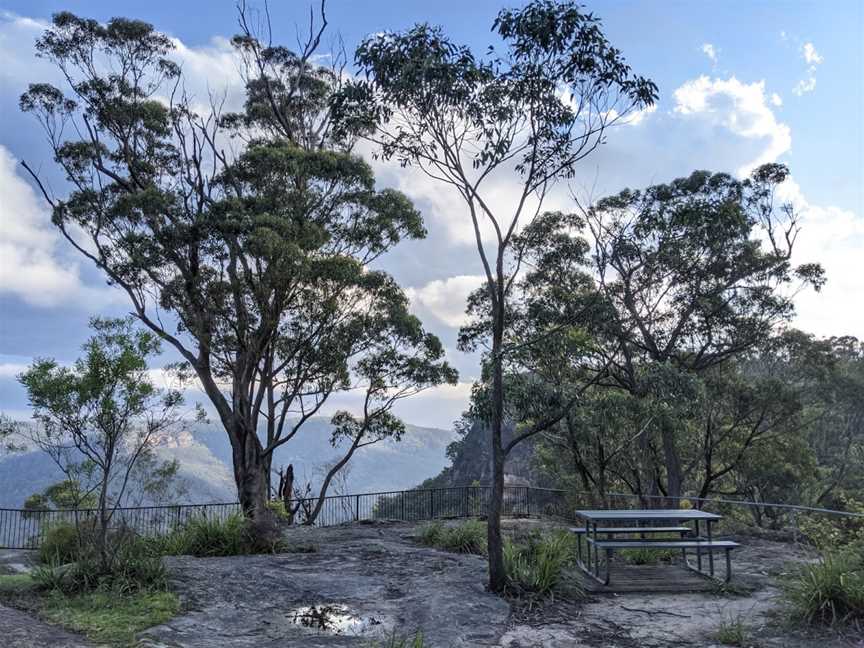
38 522 81 564
619 547 678 565
504 530 581 598
150 513 284 557
41 589 179 645
713 614 750 646
782 546 864 627
366 630 429 647
416 520 486 555
32 535 167 595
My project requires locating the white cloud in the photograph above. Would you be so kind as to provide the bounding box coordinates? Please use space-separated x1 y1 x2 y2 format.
0 362 28 379
770 93 783 107
802 42 823 65
405 275 485 327
0 145 122 307
774 178 864 338
673 76 791 176
701 43 717 63
793 41 822 96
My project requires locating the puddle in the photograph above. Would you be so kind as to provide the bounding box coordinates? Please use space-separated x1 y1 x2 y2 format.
285 604 391 636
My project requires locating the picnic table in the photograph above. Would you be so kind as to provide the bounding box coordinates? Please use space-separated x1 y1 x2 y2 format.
572 509 739 586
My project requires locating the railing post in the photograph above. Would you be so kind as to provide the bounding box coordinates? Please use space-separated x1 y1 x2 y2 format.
401 491 406 521
429 489 434 519
355 495 360 522
526 487 530 517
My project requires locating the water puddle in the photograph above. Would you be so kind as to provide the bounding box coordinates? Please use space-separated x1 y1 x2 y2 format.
285 603 391 636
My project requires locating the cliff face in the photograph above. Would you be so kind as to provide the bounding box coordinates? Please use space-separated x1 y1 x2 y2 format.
420 419 552 489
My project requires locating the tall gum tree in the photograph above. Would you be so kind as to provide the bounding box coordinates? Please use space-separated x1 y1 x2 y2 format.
332 0 656 590
19 9 456 526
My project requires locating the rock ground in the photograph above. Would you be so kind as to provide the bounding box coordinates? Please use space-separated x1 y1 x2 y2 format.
2 521 862 647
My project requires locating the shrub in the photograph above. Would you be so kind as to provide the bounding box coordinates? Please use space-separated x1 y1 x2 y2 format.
33 535 166 595
416 520 486 555
503 530 581 597
39 523 81 565
152 513 285 557
782 546 864 627
416 522 444 547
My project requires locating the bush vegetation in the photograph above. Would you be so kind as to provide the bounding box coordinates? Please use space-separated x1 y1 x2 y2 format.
149 513 285 557
38 522 82 565
713 614 751 646
416 520 487 555
782 544 864 628
503 530 581 597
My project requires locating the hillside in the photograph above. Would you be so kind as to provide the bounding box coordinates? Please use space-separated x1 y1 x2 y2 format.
0 419 456 508
419 419 554 489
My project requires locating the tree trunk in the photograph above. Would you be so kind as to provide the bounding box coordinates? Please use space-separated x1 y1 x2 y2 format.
232 424 270 522
661 422 683 504
487 299 507 593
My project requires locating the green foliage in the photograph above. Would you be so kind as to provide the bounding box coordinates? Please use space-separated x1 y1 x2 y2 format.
41 480 99 510
22 493 51 518
416 520 487 555
713 614 751 646
40 589 179 646
34 535 167 595
20 9 456 520
150 513 285 557
38 523 81 565
503 530 581 597
266 500 290 520
782 546 864 627
619 547 677 566
0 573 38 594
366 630 429 648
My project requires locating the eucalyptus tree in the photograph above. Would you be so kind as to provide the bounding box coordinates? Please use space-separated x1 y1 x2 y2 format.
19 9 455 527
334 1 656 589
578 164 825 499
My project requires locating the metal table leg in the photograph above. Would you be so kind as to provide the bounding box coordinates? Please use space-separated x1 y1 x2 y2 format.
707 519 715 577
694 519 702 572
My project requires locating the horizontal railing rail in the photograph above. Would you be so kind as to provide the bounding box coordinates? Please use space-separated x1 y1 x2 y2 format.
0 485 859 549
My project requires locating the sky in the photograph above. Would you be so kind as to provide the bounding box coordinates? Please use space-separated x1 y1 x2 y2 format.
0 0 862 429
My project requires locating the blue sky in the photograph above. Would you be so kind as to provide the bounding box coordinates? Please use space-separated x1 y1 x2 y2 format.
1 0 862 427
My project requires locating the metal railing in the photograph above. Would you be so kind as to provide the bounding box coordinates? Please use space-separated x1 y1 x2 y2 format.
0 502 240 550
1 486 860 549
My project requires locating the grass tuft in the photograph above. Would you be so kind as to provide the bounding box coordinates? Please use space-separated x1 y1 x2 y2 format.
713 614 751 646
504 530 582 598
366 630 429 647
782 545 864 627
416 520 486 555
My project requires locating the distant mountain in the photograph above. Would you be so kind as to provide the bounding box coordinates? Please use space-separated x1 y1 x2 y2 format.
419 419 555 489
0 419 456 508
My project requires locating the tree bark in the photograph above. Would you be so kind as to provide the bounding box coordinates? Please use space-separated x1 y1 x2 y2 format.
231 422 270 521
487 297 508 593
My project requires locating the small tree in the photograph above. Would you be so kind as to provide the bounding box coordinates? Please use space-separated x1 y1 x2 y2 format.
17 318 185 570
334 0 656 591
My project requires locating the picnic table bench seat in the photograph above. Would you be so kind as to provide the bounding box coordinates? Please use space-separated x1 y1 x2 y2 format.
570 526 691 535
584 537 740 585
